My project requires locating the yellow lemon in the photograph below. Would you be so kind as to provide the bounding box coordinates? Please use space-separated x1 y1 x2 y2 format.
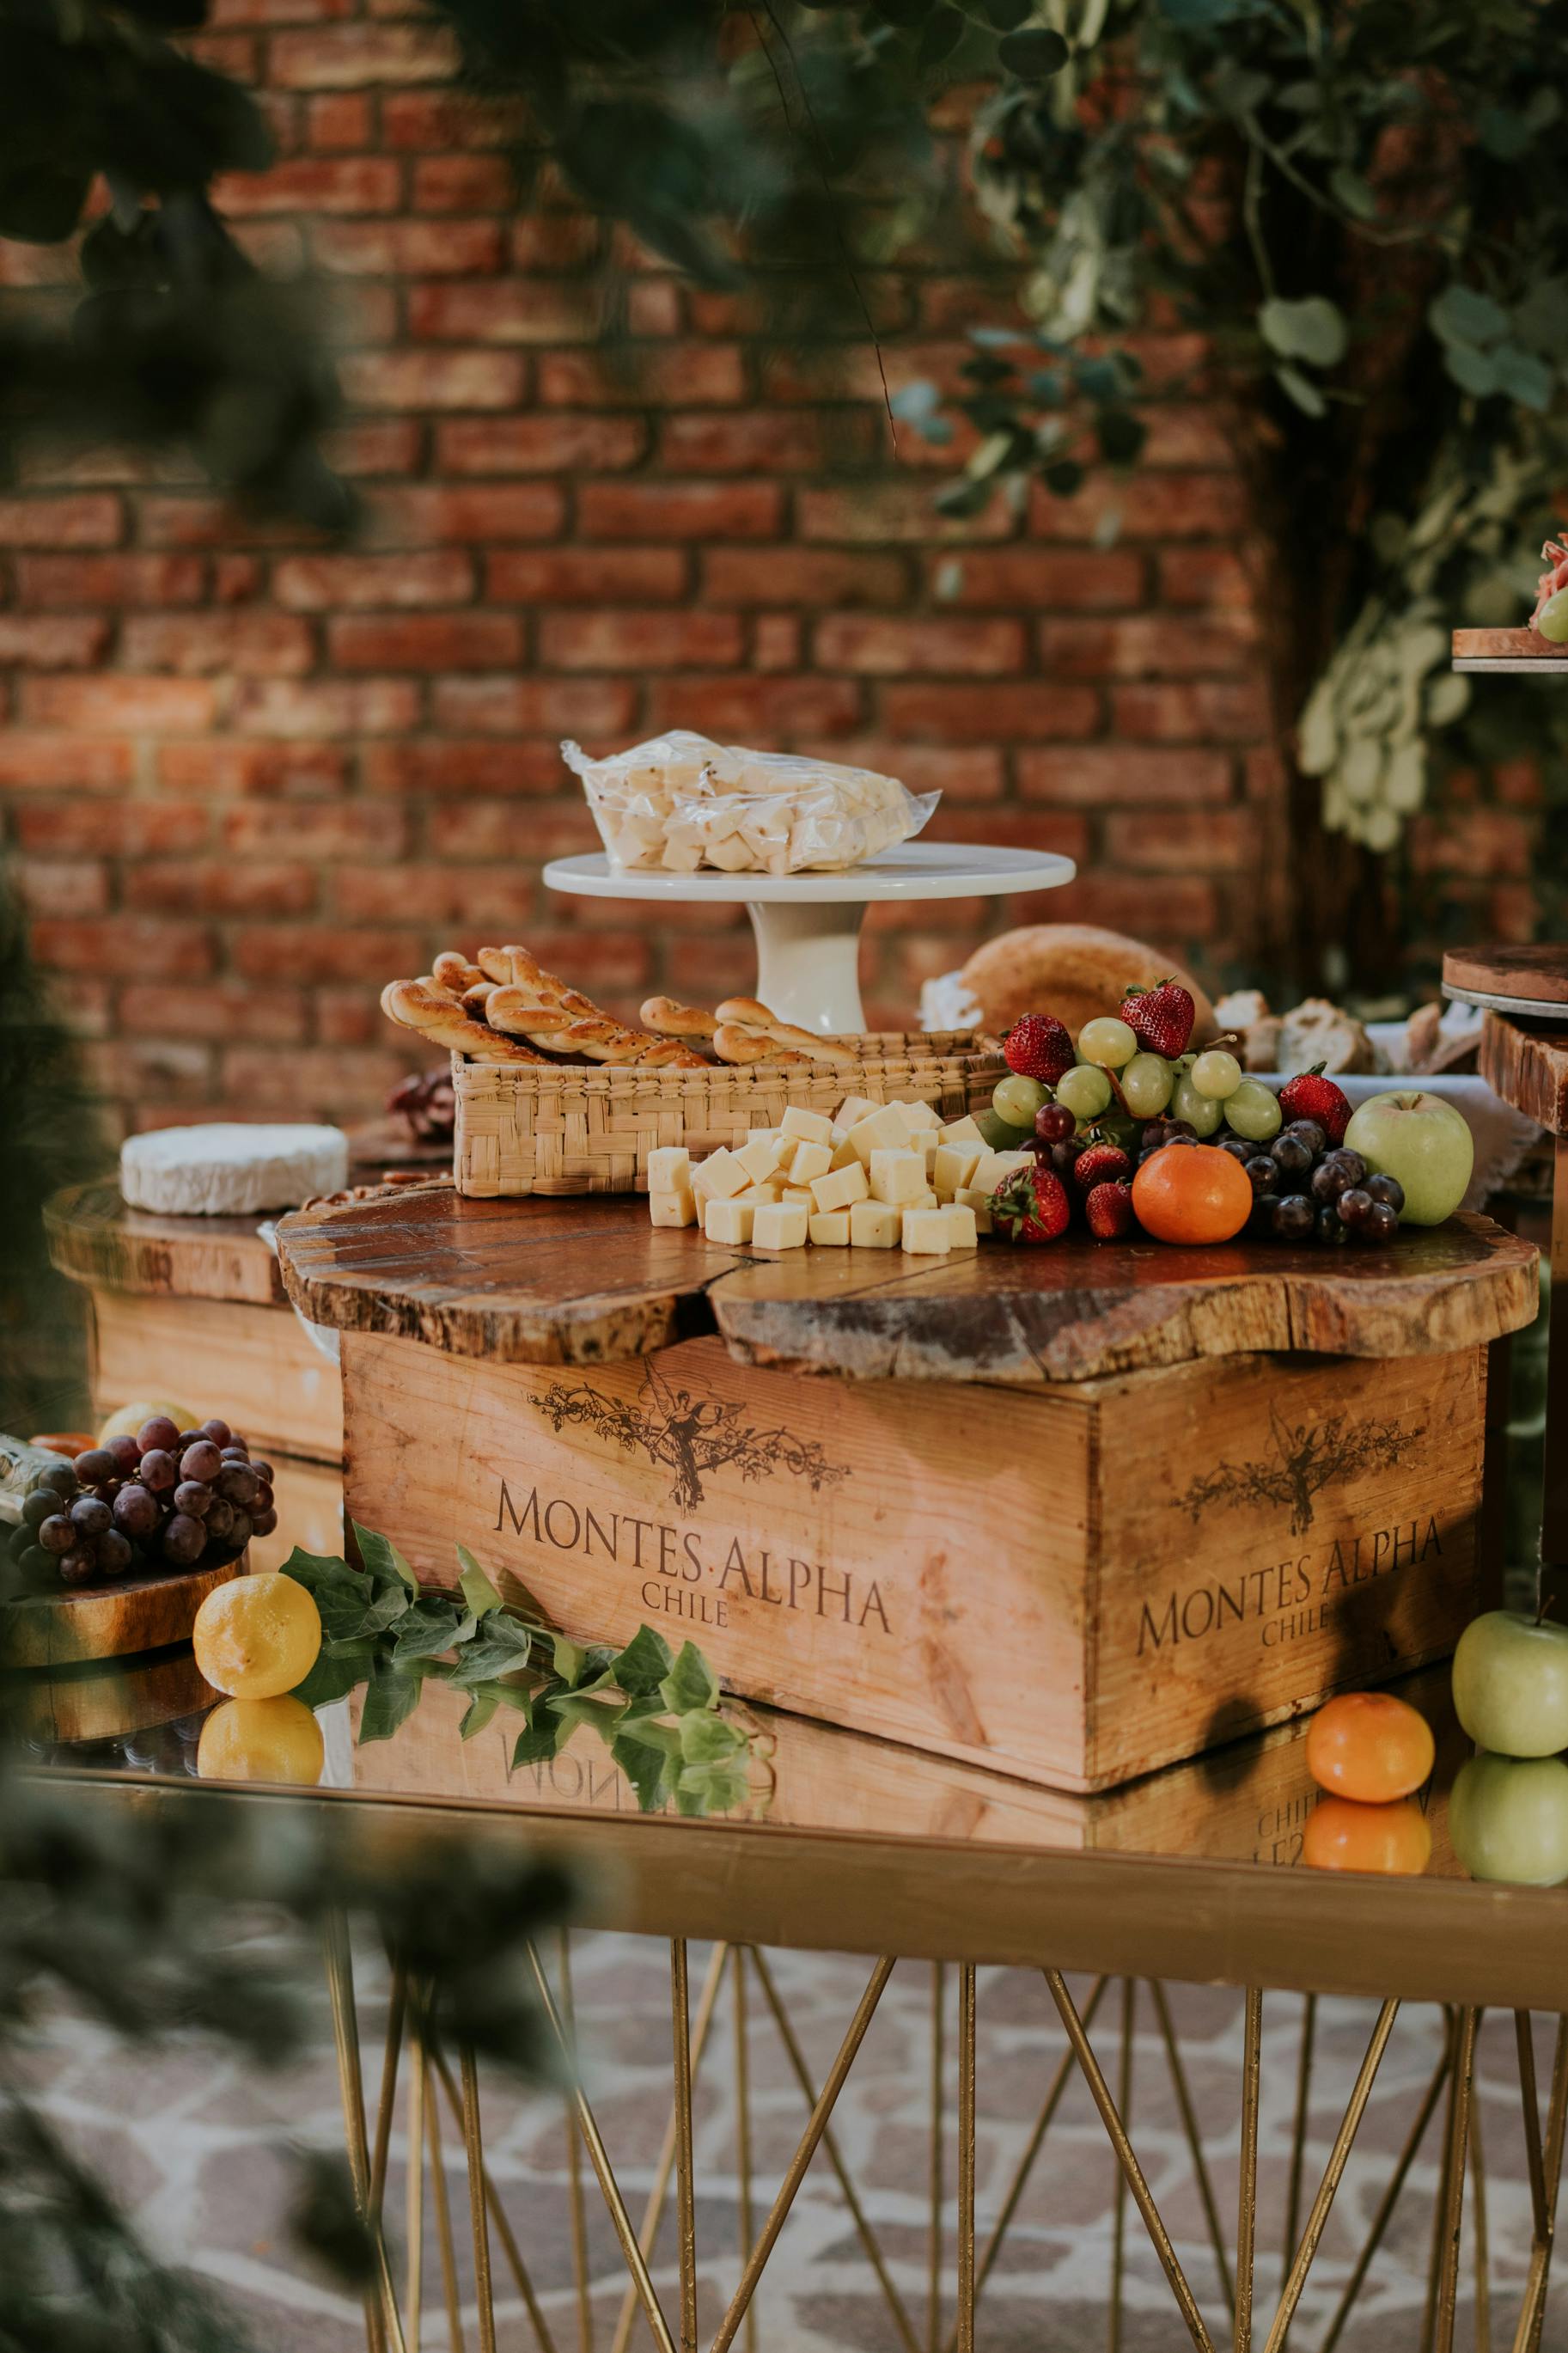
97 1398 198 1447
197 1696 325 1786
192 1571 321 1698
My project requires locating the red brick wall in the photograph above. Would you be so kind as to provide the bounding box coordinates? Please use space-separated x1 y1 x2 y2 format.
0 1 1295 1134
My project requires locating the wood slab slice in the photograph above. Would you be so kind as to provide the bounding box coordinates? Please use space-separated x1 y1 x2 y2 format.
46 1181 286 1305
2 1554 246 1671
10 1645 220 1746
1445 944 1568 1011
1451 627 1568 669
1480 1011 1568 1132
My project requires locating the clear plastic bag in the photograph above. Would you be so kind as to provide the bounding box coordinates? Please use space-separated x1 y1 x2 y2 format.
561 730 939 876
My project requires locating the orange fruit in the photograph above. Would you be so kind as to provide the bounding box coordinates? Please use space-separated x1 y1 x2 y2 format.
192 1571 321 1699
1131 1142 1253 1245
197 1696 325 1786
1305 1690 1435 1802
1303 1794 1431 1876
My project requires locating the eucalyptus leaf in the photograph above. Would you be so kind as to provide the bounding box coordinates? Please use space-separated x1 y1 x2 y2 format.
1429 284 1510 351
1275 364 1327 418
1491 344 1554 411
1042 458 1086 496
1443 342 1500 397
1259 296 1348 368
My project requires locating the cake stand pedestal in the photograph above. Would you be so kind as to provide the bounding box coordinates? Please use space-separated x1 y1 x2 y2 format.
542 842 1075 1034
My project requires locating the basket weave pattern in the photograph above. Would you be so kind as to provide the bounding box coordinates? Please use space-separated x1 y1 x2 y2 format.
453 1034 1004 1196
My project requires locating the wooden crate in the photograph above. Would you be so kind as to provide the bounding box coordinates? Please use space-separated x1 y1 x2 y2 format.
342 1325 1487 1792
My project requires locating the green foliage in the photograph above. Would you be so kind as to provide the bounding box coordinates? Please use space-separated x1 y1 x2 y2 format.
280 1522 763 1818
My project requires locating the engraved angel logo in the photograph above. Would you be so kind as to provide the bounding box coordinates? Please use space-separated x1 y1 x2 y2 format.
1174 1402 1417 1537
536 1360 851 1513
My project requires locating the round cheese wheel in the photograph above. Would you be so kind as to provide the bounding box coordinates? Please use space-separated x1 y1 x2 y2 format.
120 1124 349 1216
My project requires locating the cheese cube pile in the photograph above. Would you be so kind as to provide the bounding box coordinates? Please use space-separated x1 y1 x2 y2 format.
646 1097 998 1255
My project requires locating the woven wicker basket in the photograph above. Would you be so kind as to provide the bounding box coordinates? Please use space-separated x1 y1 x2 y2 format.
453 1033 1004 1196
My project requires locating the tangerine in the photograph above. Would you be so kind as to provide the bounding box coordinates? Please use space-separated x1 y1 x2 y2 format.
1302 1794 1431 1876
1305 1690 1435 1803
1130 1142 1253 1245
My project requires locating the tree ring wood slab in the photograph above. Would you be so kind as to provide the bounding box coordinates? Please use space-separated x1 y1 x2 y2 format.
1 1555 246 1670
9 1644 220 1746
1480 1011 1568 1134
274 1188 1538 1385
45 1180 286 1305
1451 628 1568 671
1443 944 1568 1021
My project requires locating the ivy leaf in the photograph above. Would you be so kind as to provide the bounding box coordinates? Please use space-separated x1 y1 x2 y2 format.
1429 285 1510 351
357 1657 424 1746
1274 364 1327 418
353 1522 417 1596
660 1641 719 1716
610 1623 674 1698
1095 410 1147 465
612 1713 682 1757
510 1720 558 1770
611 1735 672 1812
290 1641 374 1710
679 1712 746 1765
391 1598 474 1662
455 1544 503 1619
1259 296 1348 368
1443 342 1500 397
1042 458 1086 496
674 1761 749 1816
459 1693 499 1740
548 1630 587 1688
1490 344 1554 411
998 28 1070 78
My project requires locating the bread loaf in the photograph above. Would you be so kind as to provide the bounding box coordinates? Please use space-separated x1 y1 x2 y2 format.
959 925 1217 1043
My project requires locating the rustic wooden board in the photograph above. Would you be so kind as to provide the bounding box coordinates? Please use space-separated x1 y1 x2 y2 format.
1480 1011 1568 1132
1 1555 245 1671
1445 944 1568 1011
278 1188 1537 1384
9 1645 220 1748
1452 627 1568 669
46 1181 287 1306
88 1290 344 1464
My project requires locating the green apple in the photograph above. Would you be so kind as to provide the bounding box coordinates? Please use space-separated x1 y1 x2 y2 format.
1451 1609 1568 1754
1341 1090 1473 1225
1448 1752 1568 1885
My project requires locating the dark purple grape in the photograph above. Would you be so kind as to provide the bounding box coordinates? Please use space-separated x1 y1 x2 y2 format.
200 1417 233 1449
1217 1134 1254 1164
174 1480 213 1519
96 1530 133 1577
38 1514 75 1555
1272 1134 1314 1181
1050 1139 1085 1176
1164 1120 1199 1142
1272 1194 1315 1243
137 1415 181 1456
1364 1173 1405 1214
113 1483 160 1537
1244 1154 1278 1197
161 1513 206 1566
1337 1187 1373 1230
21 1488 53 1530
41 1460 77 1497
251 1507 278 1537
1316 1205 1350 1245
58 1546 98 1585
17 1544 52 1586
1310 1152 1360 1203
225 1509 253 1553
180 1439 222 1482
252 1482 274 1515
1284 1120 1327 1158
73 1448 116 1486
105 1434 142 1475
139 1449 178 1494
175 1429 205 1451
245 1458 272 1488
9 1521 32 1562
1362 1201 1400 1245
205 1495 235 1541
70 1494 112 1539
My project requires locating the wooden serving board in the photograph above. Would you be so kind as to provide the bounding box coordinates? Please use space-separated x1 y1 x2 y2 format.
45 1180 287 1305
1 1553 246 1672
1452 626 1568 670
278 1188 1537 1385
9 1644 220 1747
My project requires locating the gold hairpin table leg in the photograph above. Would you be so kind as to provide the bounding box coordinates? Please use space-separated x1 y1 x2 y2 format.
956 1965 976 2353
322 1911 406 2353
930 1960 944 2353
1264 1999 1400 2353
558 1931 594 2353
1235 1990 1261 2353
1108 1978 1134 2353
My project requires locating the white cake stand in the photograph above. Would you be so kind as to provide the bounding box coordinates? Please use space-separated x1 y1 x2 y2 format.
543 842 1076 1034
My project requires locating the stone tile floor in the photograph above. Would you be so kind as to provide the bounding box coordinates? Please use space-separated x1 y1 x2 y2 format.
23 1939 1561 2351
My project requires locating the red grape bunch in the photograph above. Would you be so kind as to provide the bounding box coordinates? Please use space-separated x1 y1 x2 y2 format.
7 1416 277 1592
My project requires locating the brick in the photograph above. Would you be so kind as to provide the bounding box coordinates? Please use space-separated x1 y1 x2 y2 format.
540 610 744 670
923 807 1091 862
314 218 503 276
383 91 520 150
753 614 800 671
1111 681 1271 742
1105 810 1256 871
213 556 263 604
269 22 459 86
368 485 564 544
812 741 1004 802
316 986 383 1046
927 547 1145 610
119 612 316 675
333 864 537 923
509 215 601 272
49 977 113 1037
15 554 205 607
363 740 567 796
539 345 745 407
1029 473 1248 541
424 802 561 859
578 482 782 541
1032 872 1219 939
1156 547 1255 609
659 409 878 474
798 483 1010 544
306 92 373 149
0 614 110 665
157 741 351 796
120 980 308 1043
217 1042 412 1109
274 550 474 608
1410 807 1531 878
215 156 403 215
430 677 639 736
330 613 524 669
436 415 646 474
32 918 214 980
13 799 209 854
1039 615 1256 677
703 547 909 608
878 682 1101 743
1017 747 1235 804
485 548 687 603
0 495 121 548
0 734 134 790
84 1037 216 1101
136 497 302 548
407 278 601 342
229 678 423 736
643 675 864 738
334 283 399 346
320 419 426 477
815 616 1024 676
13 858 111 917
212 0 352 24
22 675 217 731
222 803 409 858
155 859 319 914
231 923 424 982
412 156 515 212
339 349 528 410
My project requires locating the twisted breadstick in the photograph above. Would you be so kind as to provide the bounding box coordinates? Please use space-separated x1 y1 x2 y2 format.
640 996 719 1042
714 999 857 1063
381 980 549 1064
433 950 486 995
486 987 654 1065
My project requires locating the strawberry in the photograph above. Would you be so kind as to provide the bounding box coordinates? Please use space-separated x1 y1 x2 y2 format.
1278 1066 1351 1145
1071 1140 1132 1192
1084 1179 1134 1240
991 1160 1071 1243
1120 977 1195 1060
1004 1011 1075 1085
